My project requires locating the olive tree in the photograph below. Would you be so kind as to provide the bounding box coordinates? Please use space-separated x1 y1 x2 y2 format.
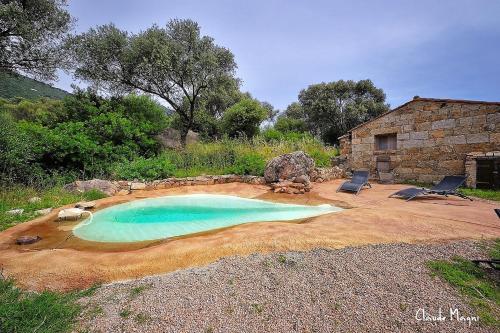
295 79 389 144
66 19 237 145
0 0 73 80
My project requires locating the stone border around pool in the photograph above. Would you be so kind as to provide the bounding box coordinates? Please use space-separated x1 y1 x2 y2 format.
64 167 345 196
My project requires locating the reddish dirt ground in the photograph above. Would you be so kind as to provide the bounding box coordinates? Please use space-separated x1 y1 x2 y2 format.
0 180 498 291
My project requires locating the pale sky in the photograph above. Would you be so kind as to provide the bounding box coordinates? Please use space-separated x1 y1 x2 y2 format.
56 0 500 110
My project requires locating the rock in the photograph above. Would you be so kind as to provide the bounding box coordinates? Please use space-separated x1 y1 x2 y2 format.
58 208 86 221
64 179 117 196
6 208 23 215
28 196 41 204
310 167 345 182
35 208 52 216
130 182 147 190
270 180 293 189
16 236 41 245
294 175 311 185
75 201 96 209
289 182 305 190
264 151 315 183
156 128 199 149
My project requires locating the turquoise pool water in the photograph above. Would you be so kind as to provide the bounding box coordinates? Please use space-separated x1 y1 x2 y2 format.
73 194 342 242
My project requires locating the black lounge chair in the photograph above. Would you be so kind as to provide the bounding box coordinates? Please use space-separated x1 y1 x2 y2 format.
389 175 472 201
336 170 371 195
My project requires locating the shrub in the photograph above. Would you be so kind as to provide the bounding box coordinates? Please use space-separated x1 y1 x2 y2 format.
230 153 266 176
274 116 308 133
0 92 170 184
221 99 267 138
113 156 176 180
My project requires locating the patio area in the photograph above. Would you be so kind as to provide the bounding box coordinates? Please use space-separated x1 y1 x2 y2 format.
0 179 499 291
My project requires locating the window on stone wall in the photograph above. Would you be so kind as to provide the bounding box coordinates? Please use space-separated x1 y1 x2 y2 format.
375 133 397 151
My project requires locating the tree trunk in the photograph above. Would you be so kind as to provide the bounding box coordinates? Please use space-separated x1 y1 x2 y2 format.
180 126 189 147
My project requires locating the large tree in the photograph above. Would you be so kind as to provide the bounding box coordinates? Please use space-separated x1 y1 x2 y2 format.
294 79 389 144
66 19 238 145
0 0 73 80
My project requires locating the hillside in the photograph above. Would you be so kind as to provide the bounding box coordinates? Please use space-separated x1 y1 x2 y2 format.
0 71 69 100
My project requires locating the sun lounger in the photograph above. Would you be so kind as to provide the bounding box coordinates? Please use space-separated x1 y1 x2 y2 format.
389 175 471 201
336 170 371 195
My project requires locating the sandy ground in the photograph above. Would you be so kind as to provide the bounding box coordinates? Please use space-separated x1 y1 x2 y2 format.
75 241 497 333
0 180 499 291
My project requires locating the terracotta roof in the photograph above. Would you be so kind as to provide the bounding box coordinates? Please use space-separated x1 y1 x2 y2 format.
339 97 500 137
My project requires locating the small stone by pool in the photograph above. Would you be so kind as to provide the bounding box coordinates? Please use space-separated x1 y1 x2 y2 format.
73 194 342 242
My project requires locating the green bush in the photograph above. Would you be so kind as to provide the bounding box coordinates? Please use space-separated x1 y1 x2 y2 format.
230 153 266 175
113 156 176 181
274 116 308 133
221 99 267 138
0 92 170 184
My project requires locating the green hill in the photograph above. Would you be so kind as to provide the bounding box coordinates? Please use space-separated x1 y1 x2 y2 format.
0 71 69 100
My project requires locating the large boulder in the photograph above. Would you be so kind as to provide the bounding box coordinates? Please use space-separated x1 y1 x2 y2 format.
156 128 199 149
264 151 315 183
64 179 117 196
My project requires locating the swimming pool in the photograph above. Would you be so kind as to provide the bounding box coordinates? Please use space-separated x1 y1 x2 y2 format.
73 194 342 242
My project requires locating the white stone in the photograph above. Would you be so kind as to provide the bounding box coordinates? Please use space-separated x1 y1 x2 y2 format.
58 208 85 221
75 201 96 209
35 208 53 216
6 208 24 215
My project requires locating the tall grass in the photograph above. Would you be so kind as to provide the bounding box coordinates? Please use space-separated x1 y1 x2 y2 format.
113 136 338 180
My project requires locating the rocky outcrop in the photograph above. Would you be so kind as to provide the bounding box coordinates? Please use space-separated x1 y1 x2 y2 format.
63 179 118 196
264 151 315 183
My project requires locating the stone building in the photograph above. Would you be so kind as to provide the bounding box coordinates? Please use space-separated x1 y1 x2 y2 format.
339 97 500 188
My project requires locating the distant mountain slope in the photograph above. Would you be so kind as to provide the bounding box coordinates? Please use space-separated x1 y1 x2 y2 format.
0 71 70 100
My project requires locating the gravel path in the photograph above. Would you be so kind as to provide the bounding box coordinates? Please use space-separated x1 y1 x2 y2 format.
76 241 496 333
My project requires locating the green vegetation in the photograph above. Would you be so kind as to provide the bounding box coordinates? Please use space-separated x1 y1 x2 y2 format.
0 0 72 80
427 240 500 327
129 284 152 298
0 91 169 185
0 186 107 231
113 137 337 180
221 99 268 138
0 72 69 100
282 79 389 144
66 19 238 145
119 308 132 318
0 278 99 333
459 188 500 201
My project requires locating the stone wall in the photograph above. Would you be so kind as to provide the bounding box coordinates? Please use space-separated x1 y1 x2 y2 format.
348 98 500 184
64 167 345 195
